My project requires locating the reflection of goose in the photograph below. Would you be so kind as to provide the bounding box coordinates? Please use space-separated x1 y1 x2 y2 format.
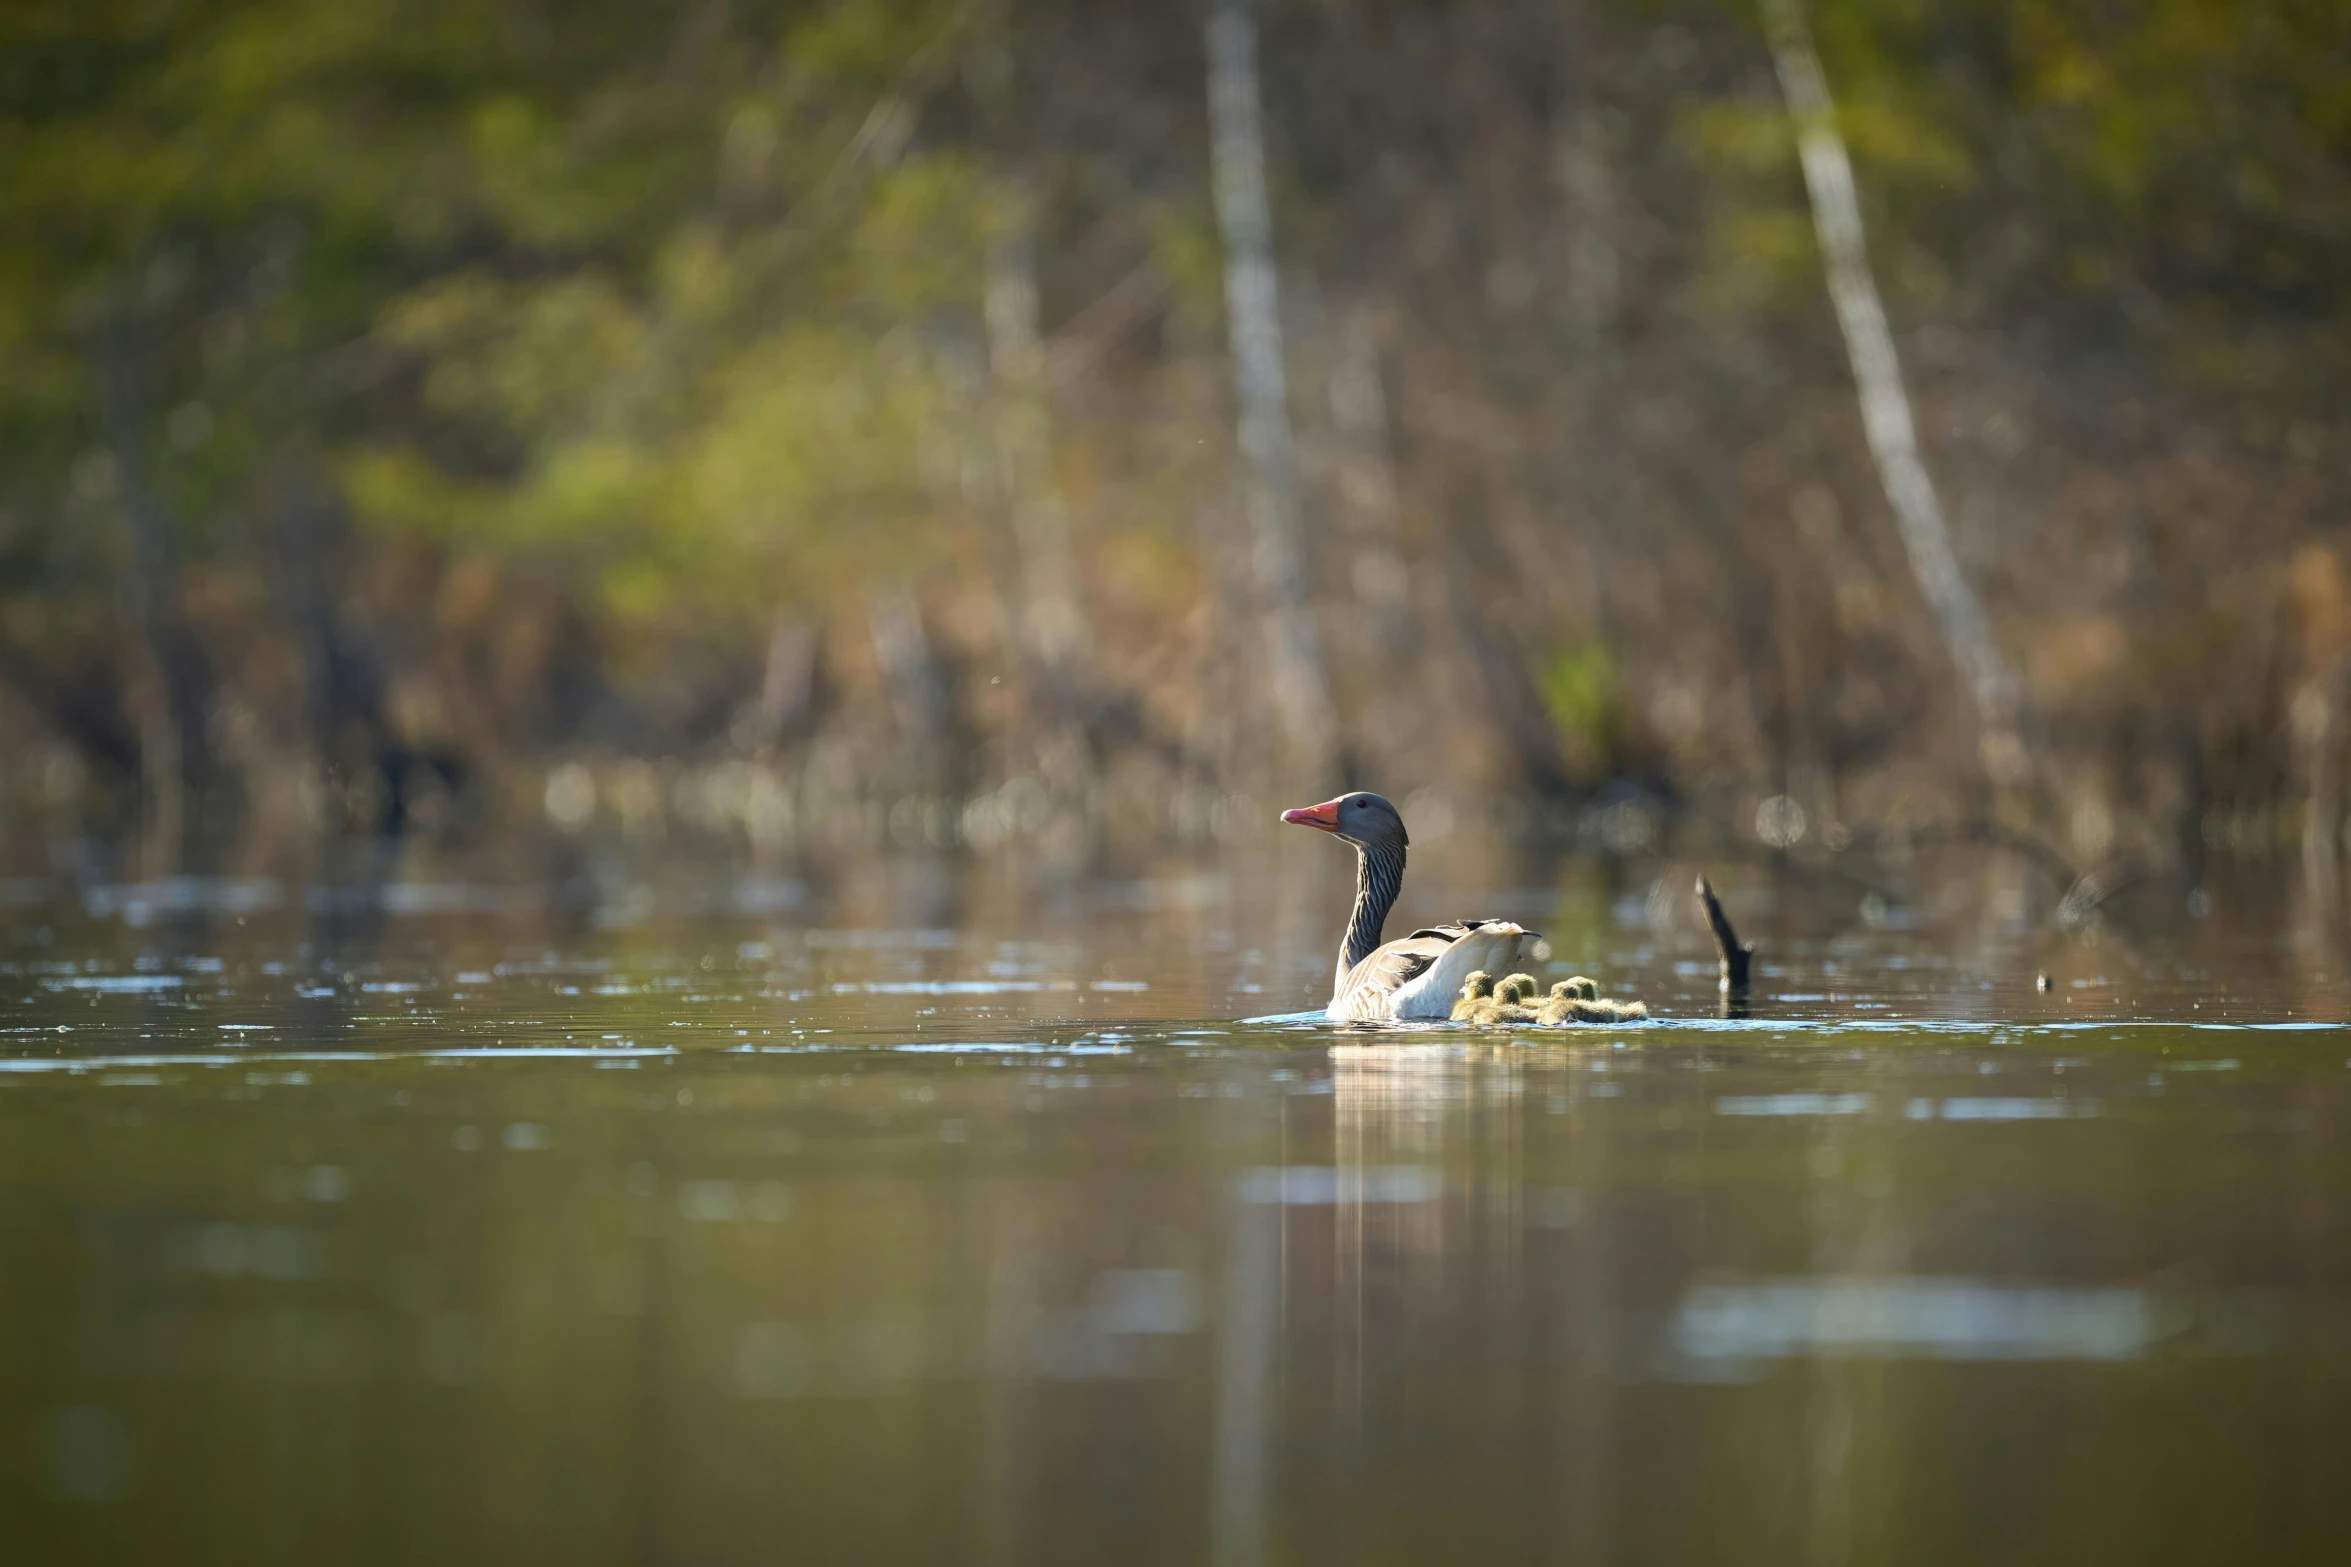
1280 792 1533 1022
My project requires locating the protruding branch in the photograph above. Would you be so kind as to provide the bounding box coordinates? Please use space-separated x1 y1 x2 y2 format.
1695 874 1753 994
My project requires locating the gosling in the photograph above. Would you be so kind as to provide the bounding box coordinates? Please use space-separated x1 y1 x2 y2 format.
1450 971 1496 1021
1454 970 1649 1025
1535 976 1649 1024
1489 973 1543 1023
1453 970 1545 1025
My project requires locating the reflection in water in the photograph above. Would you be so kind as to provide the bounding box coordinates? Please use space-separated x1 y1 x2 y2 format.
4 850 2351 1562
1213 1183 1276 1567
1670 1279 2157 1363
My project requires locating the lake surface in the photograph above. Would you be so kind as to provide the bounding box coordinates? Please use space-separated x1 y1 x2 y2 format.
5 844 2350 1563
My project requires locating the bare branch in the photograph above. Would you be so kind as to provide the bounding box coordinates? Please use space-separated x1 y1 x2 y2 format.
1695 874 1754 994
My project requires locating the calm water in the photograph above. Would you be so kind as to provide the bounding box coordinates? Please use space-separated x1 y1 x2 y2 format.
6 844 2351 1563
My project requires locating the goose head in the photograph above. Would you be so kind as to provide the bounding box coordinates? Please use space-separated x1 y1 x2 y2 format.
1280 791 1407 852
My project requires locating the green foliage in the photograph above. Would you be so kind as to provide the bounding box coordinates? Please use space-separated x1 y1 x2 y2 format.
0 0 990 635
1688 0 2351 332
1538 641 1626 769
1149 200 1232 328
0 0 2343 808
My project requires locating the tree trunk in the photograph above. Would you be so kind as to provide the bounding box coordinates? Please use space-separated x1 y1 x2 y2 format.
0 637 141 783
1554 110 1620 353
1760 0 2024 787
1206 0 1337 779
2292 652 2350 875
268 464 385 769
744 617 818 755
96 316 217 851
1326 305 1413 658
984 187 1094 732
869 590 949 790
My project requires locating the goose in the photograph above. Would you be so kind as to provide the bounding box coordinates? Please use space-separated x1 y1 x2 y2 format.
1279 792 1535 1022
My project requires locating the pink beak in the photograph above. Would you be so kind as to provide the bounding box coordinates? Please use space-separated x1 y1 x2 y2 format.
1280 799 1343 833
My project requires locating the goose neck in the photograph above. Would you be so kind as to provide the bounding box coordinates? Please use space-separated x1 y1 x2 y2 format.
1342 840 1407 975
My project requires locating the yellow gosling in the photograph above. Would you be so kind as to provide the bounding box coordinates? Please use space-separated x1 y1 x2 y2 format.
1461 969 1648 1026
1535 978 1649 1025
1462 973 1540 1025
1451 971 1495 1022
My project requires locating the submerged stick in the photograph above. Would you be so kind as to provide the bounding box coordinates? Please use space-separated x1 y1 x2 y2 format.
1695 875 1754 995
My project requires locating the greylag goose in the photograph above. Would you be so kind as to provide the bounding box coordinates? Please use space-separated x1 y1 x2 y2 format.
1279 792 1535 1022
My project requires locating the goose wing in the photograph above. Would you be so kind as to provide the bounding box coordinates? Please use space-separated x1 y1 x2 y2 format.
1404 917 1515 943
1328 920 1533 1022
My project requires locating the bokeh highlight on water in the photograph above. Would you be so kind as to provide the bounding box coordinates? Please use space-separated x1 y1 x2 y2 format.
5 847 2350 1563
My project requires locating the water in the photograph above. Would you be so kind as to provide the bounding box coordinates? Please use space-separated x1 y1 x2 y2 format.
6 847 2351 1563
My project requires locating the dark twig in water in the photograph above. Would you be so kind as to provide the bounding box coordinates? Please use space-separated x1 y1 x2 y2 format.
1695 875 1753 995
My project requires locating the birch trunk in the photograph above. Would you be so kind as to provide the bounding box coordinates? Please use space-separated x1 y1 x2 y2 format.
984 188 1093 721
1760 0 2024 781
1206 0 1336 774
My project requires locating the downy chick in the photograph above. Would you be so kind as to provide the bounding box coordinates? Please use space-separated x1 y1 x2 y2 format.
1454 971 1538 1024
1451 971 1496 1021
1535 976 1649 1024
1484 972 1544 1024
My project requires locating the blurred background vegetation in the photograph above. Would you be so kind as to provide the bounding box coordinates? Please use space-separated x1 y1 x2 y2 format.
0 0 2344 879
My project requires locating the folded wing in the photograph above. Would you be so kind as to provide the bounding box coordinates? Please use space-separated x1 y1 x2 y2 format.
1328 920 1532 1022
